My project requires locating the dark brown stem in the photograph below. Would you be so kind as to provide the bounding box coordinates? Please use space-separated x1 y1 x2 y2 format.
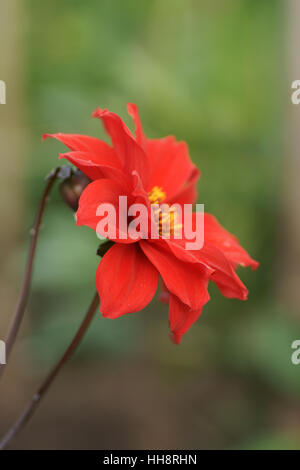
0 168 60 380
0 291 99 450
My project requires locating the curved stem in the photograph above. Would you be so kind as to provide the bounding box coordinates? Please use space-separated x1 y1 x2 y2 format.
0 291 99 450
0 168 60 380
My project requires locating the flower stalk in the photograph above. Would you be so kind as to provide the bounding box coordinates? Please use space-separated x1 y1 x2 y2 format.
0 167 61 381
0 291 100 450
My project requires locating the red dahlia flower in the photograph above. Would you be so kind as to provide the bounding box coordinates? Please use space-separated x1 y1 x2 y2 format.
43 103 258 344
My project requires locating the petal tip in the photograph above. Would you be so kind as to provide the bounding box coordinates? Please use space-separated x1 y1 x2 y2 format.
170 332 181 345
127 102 138 113
242 291 249 301
251 260 260 271
91 108 100 118
92 107 107 119
159 291 170 305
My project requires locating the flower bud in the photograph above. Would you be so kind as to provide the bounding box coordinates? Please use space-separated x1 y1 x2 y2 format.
59 169 90 211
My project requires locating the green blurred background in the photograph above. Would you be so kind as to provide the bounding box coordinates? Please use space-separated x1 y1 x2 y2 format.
1 0 300 450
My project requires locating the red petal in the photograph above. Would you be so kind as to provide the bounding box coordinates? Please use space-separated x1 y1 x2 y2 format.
43 133 120 170
140 240 210 310
96 243 158 318
164 238 210 267
76 178 133 242
197 244 249 300
167 166 200 207
146 137 196 201
204 214 259 270
131 170 151 210
169 294 204 345
127 103 147 151
92 108 149 187
166 237 248 300
58 150 126 182
168 214 253 300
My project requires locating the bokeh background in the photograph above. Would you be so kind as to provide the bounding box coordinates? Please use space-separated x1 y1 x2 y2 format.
1 0 300 450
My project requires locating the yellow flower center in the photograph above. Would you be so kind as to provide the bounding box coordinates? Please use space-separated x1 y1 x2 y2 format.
148 186 181 237
148 186 166 204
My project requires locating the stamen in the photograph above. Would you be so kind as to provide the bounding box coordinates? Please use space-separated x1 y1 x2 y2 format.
148 186 182 237
148 186 166 204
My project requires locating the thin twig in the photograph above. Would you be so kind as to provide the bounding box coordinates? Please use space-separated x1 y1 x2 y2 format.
0 291 99 450
0 168 60 380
